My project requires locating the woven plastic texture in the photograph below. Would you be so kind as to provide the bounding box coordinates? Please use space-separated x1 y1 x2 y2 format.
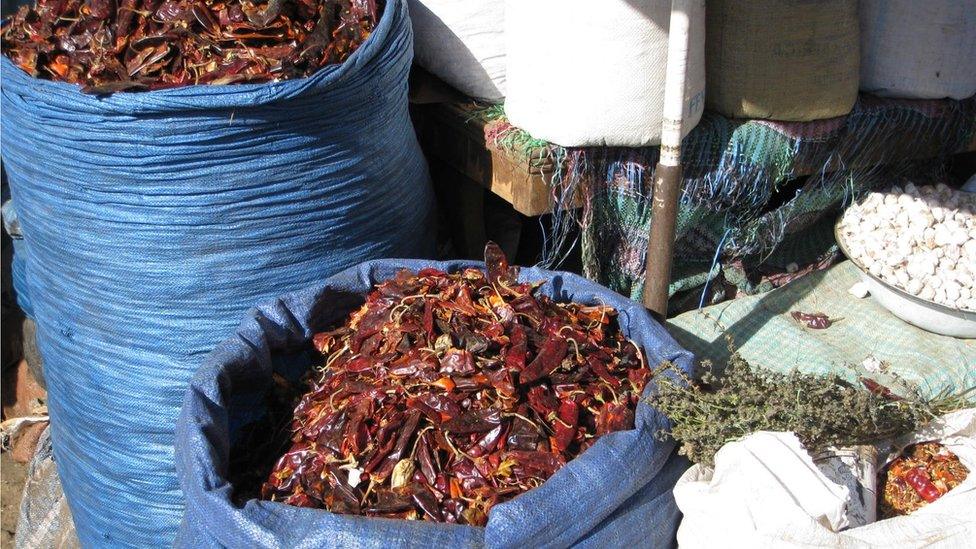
559 97 976 303
0 0 434 545
860 0 976 100
504 0 705 147
409 0 506 102
176 259 694 548
667 261 976 402
14 428 80 549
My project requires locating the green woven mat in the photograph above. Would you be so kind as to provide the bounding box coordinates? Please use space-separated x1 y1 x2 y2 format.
667 261 976 401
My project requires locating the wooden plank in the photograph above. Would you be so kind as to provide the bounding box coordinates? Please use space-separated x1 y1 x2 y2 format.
486 147 551 217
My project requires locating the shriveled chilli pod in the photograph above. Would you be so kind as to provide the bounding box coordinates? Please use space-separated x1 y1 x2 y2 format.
1 0 382 93
790 311 834 329
261 243 652 525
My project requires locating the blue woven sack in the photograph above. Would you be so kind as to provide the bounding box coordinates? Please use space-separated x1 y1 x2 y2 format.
0 0 433 544
176 259 694 548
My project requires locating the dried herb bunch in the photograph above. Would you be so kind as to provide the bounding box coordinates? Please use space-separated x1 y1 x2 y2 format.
649 352 967 466
2 0 382 93
261 244 652 525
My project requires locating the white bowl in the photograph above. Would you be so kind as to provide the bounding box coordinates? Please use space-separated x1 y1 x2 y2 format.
836 224 976 339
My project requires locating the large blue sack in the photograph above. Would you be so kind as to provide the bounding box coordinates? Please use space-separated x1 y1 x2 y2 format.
0 0 433 544
176 259 694 548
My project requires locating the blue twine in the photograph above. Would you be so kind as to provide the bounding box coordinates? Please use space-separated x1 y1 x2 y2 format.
699 227 732 310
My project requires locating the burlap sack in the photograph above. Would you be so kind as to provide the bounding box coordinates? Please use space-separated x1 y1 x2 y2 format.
706 0 859 121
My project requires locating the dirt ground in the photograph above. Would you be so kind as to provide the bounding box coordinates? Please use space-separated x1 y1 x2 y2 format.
1 452 27 548
1 357 45 549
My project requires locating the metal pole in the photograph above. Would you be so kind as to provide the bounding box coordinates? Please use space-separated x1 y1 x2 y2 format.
643 0 698 317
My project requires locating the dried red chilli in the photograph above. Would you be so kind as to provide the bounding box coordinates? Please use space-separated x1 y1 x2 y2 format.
261 243 652 525
1 0 381 93
860 377 904 401
901 467 941 503
790 310 833 329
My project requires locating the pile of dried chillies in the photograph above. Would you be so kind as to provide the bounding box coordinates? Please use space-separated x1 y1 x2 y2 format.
261 244 651 525
879 441 968 518
1 0 381 93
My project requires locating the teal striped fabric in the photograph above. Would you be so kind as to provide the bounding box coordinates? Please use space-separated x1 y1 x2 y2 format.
667 261 976 401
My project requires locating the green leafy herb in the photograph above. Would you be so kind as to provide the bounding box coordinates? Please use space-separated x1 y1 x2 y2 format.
649 351 971 466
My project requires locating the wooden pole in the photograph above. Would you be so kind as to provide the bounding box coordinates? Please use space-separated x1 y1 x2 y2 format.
643 0 699 317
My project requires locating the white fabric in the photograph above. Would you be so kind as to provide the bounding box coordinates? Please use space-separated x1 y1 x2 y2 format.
503 0 705 147
674 409 976 548
860 0 976 100
409 0 506 102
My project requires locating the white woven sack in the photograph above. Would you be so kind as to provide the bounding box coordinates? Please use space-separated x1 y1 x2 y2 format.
504 0 705 147
409 0 506 102
860 0 976 100
673 409 976 549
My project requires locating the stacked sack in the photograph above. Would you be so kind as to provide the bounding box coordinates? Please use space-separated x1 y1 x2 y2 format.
705 0 859 121
409 0 506 103
424 0 975 142
504 0 706 147
0 0 434 545
859 0 976 100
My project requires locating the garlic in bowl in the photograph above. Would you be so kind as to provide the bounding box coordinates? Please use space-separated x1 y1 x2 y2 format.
837 183 976 338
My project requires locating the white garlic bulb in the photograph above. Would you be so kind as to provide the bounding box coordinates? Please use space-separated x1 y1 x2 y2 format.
839 183 976 312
